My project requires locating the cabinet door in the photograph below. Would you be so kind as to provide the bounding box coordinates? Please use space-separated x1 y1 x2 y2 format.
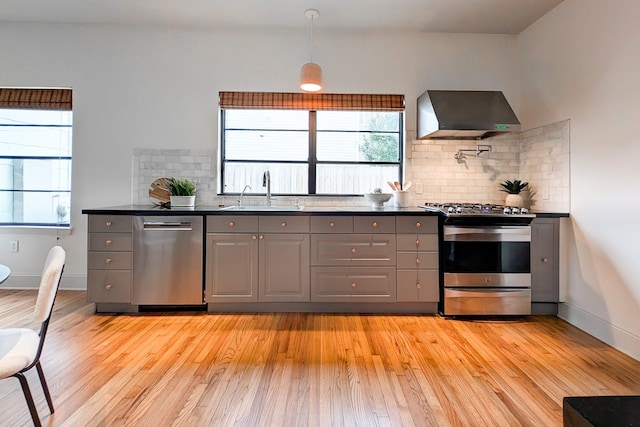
531 218 559 303
396 270 439 302
259 234 310 302
206 233 258 302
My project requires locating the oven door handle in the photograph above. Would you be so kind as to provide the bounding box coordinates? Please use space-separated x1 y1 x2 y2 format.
444 226 530 242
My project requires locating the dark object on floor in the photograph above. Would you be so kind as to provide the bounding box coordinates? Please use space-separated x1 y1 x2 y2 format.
563 395 640 426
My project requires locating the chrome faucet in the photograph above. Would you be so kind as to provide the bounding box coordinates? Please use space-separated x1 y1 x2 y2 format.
262 170 271 207
237 184 251 206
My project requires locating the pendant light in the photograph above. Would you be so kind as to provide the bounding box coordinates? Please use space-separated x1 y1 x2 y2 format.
300 9 322 92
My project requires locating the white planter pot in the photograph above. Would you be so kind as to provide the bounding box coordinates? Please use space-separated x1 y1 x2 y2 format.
504 193 524 208
170 195 196 207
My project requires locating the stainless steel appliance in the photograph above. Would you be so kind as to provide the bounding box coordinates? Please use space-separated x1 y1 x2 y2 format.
133 216 204 306
417 90 521 140
423 202 534 316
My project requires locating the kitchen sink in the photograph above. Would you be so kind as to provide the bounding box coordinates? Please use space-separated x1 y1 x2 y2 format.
220 205 304 211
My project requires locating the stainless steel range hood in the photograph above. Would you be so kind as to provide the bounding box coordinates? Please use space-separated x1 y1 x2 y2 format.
417 90 521 139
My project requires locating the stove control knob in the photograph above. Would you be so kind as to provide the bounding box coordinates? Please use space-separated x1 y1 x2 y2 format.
520 208 528 214
511 207 520 214
448 207 455 214
455 206 463 214
503 207 511 215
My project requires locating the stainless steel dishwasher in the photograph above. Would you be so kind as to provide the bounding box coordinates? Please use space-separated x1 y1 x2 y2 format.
133 216 204 305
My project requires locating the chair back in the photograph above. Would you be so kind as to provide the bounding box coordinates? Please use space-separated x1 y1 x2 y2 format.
33 246 66 323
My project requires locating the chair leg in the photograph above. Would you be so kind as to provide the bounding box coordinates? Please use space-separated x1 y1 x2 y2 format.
35 361 55 414
15 372 42 427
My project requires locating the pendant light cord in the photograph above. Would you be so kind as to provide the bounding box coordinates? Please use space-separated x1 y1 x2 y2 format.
309 14 315 62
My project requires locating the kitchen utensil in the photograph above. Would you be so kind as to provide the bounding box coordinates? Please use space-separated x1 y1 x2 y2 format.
394 181 402 191
403 181 413 191
387 181 398 191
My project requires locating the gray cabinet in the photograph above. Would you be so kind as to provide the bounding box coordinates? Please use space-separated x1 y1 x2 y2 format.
206 215 259 302
310 215 396 302
206 215 310 303
395 216 439 302
531 217 560 311
87 215 133 304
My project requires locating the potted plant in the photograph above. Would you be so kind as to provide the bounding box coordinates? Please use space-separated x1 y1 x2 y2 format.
499 179 528 208
168 177 197 207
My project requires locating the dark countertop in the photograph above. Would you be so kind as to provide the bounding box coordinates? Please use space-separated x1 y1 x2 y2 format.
81 204 441 216
563 395 640 426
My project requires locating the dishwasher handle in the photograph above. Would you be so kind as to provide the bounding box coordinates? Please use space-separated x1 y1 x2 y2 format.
142 221 193 231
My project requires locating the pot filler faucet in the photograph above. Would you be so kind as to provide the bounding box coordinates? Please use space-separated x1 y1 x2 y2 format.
263 170 271 207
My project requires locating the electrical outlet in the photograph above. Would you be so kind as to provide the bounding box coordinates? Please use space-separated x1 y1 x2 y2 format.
10 240 19 253
415 183 424 195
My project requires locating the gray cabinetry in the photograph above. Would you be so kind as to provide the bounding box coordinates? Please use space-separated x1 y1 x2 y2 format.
206 215 310 303
310 215 396 302
206 216 259 302
531 217 560 314
395 216 439 302
87 215 133 304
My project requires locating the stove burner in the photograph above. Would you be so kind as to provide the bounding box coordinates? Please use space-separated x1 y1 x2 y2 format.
424 202 531 216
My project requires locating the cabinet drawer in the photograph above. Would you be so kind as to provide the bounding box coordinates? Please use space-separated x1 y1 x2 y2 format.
353 216 395 234
207 215 258 233
397 270 439 302
88 252 132 270
88 233 132 251
259 216 310 233
87 270 132 303
396 234 439 251
310 216 353 233
311 234 396 266
396 252 439 270
395 216 438 234
88 215 132 233
311 267 396 302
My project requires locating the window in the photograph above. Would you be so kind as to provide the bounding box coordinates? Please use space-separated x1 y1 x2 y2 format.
0 88 72 226
220 92 403 195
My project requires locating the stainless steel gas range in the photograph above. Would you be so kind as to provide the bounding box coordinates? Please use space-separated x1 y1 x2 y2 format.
423 202 535 316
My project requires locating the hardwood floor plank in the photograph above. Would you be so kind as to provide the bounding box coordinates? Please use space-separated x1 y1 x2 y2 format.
2 290 640 427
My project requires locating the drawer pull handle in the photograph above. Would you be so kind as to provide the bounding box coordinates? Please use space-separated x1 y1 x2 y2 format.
281 222 287 227
351 282 357 288
351 248 357 254
105 258 112 264
252 235 257 240
416 240 420 246
259 235 264 240
416 222 421 228
105 284 112 290
105 240 112 246
329 222 335 228
416 258 421 264
372 222 378 228
106 221 113 227
416 283 422 289
542 258 549 263
229 221 235 227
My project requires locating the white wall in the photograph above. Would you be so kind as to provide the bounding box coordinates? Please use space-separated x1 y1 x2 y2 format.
0 22 518 287
520 0 640 358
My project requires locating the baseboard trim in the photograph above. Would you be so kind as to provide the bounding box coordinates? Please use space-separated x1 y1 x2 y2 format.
1 273 86 291
559 302 640 361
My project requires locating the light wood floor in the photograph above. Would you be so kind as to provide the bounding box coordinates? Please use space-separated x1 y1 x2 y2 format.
1 290 640 426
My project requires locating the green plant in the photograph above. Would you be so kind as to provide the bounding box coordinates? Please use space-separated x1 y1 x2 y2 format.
168 178 197 196
499 179 529 194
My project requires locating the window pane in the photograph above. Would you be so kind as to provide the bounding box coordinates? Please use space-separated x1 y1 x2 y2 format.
0 190 70 225
225 110 308 130
225 130 308 161
0 109 72 157
223 162 307 194
317 111 399 132
316 164 401 195
317 132 399 162
0 159 71 191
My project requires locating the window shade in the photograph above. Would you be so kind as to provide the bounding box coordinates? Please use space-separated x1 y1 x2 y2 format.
0 88 72 111
219 92 404 112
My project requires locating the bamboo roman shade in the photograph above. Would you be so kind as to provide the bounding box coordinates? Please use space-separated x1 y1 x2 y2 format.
0 88 72 111
219 92 404 112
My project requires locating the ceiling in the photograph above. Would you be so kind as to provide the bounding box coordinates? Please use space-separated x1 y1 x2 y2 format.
1 0 563 34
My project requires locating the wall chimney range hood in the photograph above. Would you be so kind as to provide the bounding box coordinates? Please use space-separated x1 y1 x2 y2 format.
417 90 521 140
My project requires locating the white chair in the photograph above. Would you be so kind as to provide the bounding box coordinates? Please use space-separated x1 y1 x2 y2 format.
0 246 65 426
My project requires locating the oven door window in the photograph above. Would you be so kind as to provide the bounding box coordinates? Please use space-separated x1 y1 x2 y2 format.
444 241 530 273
